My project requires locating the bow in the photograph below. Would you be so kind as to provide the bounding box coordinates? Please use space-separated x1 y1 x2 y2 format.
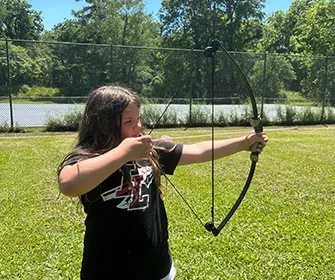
149 39 263 236
203 40 263 236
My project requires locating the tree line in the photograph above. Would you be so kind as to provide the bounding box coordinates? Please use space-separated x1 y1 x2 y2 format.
0 0 334 104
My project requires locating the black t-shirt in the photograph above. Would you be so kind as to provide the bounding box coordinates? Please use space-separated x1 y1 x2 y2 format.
64 142 183 280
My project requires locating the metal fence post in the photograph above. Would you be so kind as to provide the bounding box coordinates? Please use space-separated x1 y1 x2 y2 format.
5 38 14 128
261 52 267 117
188 48 194 128
110 44 114 82
321 56 329 121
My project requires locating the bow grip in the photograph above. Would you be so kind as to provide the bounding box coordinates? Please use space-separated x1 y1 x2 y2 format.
250 117 263 162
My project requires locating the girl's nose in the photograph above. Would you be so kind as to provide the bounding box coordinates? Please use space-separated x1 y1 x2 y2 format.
135 119 142 130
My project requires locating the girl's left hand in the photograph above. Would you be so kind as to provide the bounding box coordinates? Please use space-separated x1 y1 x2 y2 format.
246 134 268 153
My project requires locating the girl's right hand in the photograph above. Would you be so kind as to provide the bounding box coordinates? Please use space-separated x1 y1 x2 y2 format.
119 135 153 161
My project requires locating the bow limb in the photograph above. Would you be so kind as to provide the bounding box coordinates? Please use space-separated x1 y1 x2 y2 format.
206 161 257 236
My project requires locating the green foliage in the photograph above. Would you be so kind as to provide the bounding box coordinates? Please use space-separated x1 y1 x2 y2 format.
1 0 334 107
298 56 335 106
0 43 36 92
293 0 335 56
274 105 298 126
141 104 182 128
160 0 265 51
215 111 229 127
0 0 43 39
256 0 335 103
296 106 321 125
50 0 160 95
272 104 335 126
1 127 335 278
251 54 296 99
324 106 335 123
281 89 305 100
280 89 315 106
1 0 335 110
0 121 24 133
41 102 335 132
18 86 59 97
0 41 54 93
187 105 211 127
45 109 83 132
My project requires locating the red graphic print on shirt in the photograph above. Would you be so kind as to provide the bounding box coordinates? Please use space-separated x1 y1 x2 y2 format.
101 162 153 211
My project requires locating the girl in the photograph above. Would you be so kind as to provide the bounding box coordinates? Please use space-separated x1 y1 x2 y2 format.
57 85 268 280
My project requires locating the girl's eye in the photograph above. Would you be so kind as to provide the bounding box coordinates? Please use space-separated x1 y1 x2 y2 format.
123 117 140 126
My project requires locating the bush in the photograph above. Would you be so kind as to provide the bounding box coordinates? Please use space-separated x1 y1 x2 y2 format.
0 121 24 133
141 105 183 128
44 109 83 132
274 105 297 126
296 107 320 125
186 105 211 127
325 106 335 123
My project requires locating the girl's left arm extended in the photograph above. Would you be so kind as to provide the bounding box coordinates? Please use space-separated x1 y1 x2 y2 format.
178 134 268 166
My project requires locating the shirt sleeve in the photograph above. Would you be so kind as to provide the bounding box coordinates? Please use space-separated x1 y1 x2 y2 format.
58 152 87 172
157 142 183 175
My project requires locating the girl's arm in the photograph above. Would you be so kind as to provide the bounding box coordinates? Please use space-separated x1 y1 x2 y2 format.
58 135 152 197
178 134 268 165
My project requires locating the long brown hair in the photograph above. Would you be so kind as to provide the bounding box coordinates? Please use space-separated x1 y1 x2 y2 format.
58 85 163 193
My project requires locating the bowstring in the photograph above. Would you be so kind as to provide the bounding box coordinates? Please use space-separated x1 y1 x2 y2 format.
148 69 207 228
209 41 261 235
151 157 205 227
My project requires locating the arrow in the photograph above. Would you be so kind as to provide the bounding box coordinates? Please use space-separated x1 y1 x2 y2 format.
153 127 297 143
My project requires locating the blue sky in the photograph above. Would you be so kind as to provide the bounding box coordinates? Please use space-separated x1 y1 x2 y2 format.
28 0 294 31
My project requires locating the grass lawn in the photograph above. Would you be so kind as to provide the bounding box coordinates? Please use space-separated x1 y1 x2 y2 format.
0 126 335 279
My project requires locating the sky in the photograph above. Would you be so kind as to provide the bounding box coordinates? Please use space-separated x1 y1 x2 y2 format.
27 0 294 31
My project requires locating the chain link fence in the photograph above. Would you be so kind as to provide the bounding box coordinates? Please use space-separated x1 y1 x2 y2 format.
1 38 335 127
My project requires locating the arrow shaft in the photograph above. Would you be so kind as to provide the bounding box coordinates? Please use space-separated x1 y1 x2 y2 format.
155 127 297 142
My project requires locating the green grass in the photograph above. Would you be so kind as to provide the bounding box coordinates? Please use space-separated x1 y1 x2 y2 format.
1 126 335 279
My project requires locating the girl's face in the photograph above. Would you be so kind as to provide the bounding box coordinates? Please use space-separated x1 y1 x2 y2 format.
121 101 142 139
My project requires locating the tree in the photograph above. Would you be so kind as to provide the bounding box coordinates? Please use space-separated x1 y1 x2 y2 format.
285 0 335 103
258 0 335 56
291 0 335 56
49 0 161 95
257 0 314 54
157 0 265 104
0 0 43 39
64 0 160 46
256 0 335 102
251 54 296 99
159 0 265 51
0 41 51 94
